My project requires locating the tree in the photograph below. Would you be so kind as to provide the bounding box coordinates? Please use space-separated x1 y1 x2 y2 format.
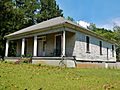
113 25 120 61
87 23 96 30
37 0 63 22
13 0 63 23
0 0 23 59
13 0 41 25
66 16 74 22
88 23 115 41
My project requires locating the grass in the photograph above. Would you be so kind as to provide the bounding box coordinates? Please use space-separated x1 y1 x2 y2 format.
0 61 120 90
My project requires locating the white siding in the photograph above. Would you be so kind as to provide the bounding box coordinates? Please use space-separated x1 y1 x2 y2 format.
71 28 116 62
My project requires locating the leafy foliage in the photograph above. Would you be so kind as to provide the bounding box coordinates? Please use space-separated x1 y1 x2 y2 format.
0 0 25 59
66 16 74 22
37 0 63 22
113 26 120 60
88 23 115 41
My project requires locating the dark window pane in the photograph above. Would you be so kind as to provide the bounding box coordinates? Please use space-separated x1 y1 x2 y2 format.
86 36 90 52
100 41 102 55
112 45 114 57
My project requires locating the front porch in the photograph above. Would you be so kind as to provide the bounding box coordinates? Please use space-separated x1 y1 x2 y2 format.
5 30 76 58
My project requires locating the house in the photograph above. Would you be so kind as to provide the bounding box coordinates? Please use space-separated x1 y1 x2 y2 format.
4 17 116 67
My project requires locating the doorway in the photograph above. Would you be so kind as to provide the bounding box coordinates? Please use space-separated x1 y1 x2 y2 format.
55 35 62 56
37 36 46 56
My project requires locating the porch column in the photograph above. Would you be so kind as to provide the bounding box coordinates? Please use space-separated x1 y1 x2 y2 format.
62 30 66 56
5 40 9 57
33 36 37 56
21 38 25 56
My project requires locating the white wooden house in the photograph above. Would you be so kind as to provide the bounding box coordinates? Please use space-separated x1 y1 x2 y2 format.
5 17 116 67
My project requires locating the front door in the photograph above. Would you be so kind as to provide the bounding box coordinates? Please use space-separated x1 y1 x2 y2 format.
55 35 61 56
38 39 46 56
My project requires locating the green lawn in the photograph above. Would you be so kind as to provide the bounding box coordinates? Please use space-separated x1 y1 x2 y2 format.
0 61 120 90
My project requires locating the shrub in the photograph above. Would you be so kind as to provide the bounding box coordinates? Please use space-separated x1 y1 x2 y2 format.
15 57 32 64
21 57 32 63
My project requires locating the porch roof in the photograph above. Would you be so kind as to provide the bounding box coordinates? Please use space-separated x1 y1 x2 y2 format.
5 17 115 44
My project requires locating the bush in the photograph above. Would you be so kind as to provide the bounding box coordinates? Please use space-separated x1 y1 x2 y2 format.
15 57 32 64
21 57 32 63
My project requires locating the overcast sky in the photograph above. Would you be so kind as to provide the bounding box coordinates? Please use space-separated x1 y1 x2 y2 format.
56 0 120 30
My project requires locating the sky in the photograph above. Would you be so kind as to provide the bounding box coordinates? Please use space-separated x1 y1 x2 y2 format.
56 0 120 30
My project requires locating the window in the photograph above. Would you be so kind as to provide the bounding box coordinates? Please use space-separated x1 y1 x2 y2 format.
112 45 114 57
86 36 90 52
99 41 102 55
107 48 109 60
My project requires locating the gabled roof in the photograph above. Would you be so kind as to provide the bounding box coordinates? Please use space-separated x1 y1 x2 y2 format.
5 17 115 44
